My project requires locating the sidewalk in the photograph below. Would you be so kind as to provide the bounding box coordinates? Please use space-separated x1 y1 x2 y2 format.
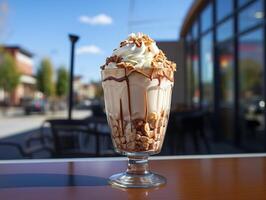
0 109 92 139
0 107 24 118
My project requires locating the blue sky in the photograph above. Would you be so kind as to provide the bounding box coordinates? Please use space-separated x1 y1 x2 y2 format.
3 0 192 82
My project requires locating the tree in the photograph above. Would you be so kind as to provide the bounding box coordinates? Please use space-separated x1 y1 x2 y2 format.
37 58 55 97
239 59 262 96
0 52 20 93
56 66 68 97
93 82 103 99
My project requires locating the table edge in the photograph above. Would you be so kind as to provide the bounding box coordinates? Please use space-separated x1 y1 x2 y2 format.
0 153 266 164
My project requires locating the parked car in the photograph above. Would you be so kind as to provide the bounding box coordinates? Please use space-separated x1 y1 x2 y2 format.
75 99 92 110
24 99 48 115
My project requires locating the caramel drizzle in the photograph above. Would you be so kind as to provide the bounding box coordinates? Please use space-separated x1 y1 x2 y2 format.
102 69 174 83
158 77 162 86
119 99 124 136
127 69 151 79
150 68 155 80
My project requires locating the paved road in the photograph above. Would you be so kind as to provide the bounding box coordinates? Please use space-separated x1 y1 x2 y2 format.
0 110 91 139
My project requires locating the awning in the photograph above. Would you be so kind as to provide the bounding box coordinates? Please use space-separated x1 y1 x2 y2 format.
20 75 36 85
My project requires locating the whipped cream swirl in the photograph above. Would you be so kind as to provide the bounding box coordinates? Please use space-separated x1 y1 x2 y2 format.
105 33 160 69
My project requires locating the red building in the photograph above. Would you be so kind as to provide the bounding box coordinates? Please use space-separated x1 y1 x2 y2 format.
1 46 36 105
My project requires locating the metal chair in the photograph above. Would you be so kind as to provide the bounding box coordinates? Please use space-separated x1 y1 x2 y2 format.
0 141 29 158
169 110 211 154
26 117 115 158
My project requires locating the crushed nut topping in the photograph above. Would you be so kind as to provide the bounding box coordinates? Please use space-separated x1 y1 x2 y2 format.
106 55 122 65
109 110 169 152
152 50 176 71
101 33 176 72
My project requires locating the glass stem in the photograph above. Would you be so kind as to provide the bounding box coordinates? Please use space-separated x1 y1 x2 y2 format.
126 156 150 175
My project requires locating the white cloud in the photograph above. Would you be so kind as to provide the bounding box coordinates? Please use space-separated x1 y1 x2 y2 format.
78 14 113 25
76 45 102 55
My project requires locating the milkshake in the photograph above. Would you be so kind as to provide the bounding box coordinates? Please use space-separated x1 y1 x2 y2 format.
101 33 176 188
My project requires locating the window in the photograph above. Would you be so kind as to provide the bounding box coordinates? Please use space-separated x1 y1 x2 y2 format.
216 0 233 22
238 29 264 150
186 34 193 105
217 19 235 140
217 19 234 42
191 41 200 107
238 0 253 7
201 32 213 109
201 3 213 33
217 20 234 103
238 0 263 32
184 0 266 152
219 44 234 102
186 31 200 107
192 21 199 40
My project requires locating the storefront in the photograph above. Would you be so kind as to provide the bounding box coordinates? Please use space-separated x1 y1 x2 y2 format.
180 0 266 151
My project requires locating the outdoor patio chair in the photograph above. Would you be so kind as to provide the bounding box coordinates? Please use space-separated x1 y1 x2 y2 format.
83 116 113 154
36 118 114 158
0 139 54 159
169 110 211 154
0 141 29 158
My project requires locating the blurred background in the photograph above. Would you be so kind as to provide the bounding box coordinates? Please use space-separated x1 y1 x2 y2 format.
0 0 265 159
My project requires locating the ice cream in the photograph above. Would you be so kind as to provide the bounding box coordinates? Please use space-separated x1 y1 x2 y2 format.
101 33 176 154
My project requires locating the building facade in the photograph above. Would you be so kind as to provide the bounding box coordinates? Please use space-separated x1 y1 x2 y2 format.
73 75 97 102
157 41 185 109
180 0 266 151
0 46 36 105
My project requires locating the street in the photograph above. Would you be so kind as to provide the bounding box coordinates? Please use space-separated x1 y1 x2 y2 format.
0 110 91 139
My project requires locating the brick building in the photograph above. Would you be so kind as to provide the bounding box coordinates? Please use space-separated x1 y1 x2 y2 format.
73 75 97 103
0 46 36 105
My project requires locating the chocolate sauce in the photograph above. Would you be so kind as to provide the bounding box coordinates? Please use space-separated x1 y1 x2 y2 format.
103 68 174 126
102 76 127 82
103 70 133 131
125 69 132 118
125 69 133 131
144 90 148 122
119 99 125 136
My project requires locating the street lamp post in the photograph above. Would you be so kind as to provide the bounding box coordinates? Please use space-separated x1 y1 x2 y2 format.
68 34 79 120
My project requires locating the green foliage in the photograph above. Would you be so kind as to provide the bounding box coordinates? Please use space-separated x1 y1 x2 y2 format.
0 52 20 92
56 66 69 97
239 59 262 94
36 58 55 97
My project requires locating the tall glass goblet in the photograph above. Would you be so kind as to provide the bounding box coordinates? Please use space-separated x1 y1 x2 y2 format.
102 67 174 188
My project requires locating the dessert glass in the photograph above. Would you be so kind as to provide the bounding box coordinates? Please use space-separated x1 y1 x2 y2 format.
102 67 174 188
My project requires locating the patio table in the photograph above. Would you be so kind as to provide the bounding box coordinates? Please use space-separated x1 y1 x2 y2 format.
0 154 265 200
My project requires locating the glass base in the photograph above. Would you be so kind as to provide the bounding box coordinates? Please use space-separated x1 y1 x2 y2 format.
109 172 166 188
108 156 166 188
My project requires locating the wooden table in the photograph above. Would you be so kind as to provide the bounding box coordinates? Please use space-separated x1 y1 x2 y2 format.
0 154 266 200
